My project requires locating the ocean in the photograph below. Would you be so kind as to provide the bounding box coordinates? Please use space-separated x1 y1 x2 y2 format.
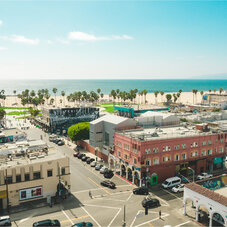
1 79 227 95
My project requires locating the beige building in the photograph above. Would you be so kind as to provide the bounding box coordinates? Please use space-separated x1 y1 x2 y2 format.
0 146 70 210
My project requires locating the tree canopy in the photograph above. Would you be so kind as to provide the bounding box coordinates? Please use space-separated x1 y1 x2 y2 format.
68 122 89 142
0 109 6 120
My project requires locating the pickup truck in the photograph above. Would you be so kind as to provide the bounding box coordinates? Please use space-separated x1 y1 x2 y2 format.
197 172 213 180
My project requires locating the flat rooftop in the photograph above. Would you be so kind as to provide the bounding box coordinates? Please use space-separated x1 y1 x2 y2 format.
0 147 65 170
117 125 211 141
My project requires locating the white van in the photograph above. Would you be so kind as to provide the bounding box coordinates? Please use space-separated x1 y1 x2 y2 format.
162 176 181 189
0 216 11 226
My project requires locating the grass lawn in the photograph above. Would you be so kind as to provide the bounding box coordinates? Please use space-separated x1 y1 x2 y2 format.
6 111 30 116
104 106 115 113
0 107 30 110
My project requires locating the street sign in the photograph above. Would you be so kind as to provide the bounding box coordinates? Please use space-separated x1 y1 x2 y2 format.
136 213 144 218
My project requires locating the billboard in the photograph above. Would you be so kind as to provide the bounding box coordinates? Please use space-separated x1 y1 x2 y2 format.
19 186 43 201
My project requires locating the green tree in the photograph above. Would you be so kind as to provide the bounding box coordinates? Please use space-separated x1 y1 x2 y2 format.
143 89 147 104
160 91 164 103
219 88 223 94
52 88 58 106
154 91 159 104
68 122 90 142
0 109 6 120
166 94 172 102
213 89 216 94
61 91 65 107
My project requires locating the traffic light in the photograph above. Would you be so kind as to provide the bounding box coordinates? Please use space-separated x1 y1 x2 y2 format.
145 206 148 215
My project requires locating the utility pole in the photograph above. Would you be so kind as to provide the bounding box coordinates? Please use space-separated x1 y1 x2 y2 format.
5 169 9 213
58 164 61 200
122 205 126 227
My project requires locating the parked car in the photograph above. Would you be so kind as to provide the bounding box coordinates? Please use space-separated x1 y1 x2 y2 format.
162 177 181 189
171 184 185 193
0 216 11 226
133 187 149 195
90 161 97 167
33 219 60 227
95 164 103 171
104 170 114 179
57 140 65 146
142 198 160 208
197 172 213 180
100 180 116 189
72 222 93 227
52 139 61 144
81 156 89 162
73 152 80 158
86 158 95 164
78 153 86 159
100 167 109 174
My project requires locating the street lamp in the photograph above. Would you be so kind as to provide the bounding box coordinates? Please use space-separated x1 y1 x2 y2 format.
188 167 195 182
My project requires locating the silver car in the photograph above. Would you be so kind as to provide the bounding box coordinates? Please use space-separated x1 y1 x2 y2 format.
90 161 97 167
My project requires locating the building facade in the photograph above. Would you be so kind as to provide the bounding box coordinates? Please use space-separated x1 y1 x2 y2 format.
0 148 70 211
109 126 226 186
36 106 99 134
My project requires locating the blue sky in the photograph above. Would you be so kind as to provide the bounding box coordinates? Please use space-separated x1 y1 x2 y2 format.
0 1 227 79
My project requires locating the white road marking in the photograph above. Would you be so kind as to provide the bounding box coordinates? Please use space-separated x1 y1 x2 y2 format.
107 208 121 227
81 205 101 227
18 217 31 223
83 203 120 210
109 190 132 196
72 188 104 194
126 192 133 201
62 209 74 225
161 188 183 202
130 210 140 227
95 197 126 202
175 221 191 227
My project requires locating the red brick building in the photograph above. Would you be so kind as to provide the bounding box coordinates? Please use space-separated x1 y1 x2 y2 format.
109 126 226 185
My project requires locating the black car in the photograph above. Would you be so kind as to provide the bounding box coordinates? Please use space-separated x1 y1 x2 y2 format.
142 198 160 208
100 180 116 189
133 187 149 195
52 139 61 144
57 140 65 146
86 158 95 164
33 219 60 227
95 164 103 170
104 170 114 179
81 156 89 162
78 153 86 159
73 152 80 157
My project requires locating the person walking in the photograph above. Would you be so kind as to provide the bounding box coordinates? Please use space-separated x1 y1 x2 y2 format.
159 210 161 219
89 190 92 199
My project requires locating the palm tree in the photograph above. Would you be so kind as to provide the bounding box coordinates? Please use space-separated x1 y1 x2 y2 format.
219 88 223 95
160 91 164 103
173 93 177 103
52 88 57 106
200 91 204 104
50 98 54 106
209 89 211 94
61 91 65 107
143 89 147 104
13 90 17 104
154 91 159 104
194 89 198 104
178 89 182 103
166 94 172 103
213 89 216 94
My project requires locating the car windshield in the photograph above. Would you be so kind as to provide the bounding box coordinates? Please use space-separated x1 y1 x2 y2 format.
163 180 168 185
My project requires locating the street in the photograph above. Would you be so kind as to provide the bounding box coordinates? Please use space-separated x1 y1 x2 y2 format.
8 126 199 227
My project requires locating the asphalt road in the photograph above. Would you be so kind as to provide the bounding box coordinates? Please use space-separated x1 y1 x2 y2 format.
9 127 199 227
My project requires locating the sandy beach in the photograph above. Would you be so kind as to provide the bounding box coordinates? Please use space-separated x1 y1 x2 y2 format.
1 91 204 108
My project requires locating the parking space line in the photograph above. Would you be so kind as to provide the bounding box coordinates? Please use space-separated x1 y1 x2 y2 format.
107 208 121 227
83 204 120 210
62 209 74 225
161 188 183 202
175 221 191 227
126 192 133 201
61 215 89 224
88 177 111 194
81 205 101 227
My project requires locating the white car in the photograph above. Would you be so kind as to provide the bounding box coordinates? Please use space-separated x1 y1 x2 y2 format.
171 184 185 193
90 161 97 167
0 216 11 226
100 167 108 174
197 172 213 180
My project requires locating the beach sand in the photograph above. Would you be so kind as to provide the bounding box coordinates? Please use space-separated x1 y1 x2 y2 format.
1 91 204 108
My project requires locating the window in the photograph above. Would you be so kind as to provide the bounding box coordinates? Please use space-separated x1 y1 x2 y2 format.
5 176 12 184
208 149 212 155
118 151 121 157
174 154 179 161
163 156 171 162
220 139 223 143
61 167 66 175
117 141 122 147
124 144 130 151
25 173 30 181
201 150 206 156
124 154 128 160
182 153 186 160
174 145 180 150
145 149 151 154
208 140 212 145
47 170 53 177
133 158 137 164
145 160 151 166
153 158 159 165
133 149 138 153
153 148 159 153
202 141 206 146
33 172 41 180
219 147 223 153
191 151 198 157
163 146 166 152
16 175 21 183
181 144 186 149
215 148 218 153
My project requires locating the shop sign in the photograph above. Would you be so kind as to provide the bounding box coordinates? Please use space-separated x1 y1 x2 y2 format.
19 186 43 201
0 190 7 198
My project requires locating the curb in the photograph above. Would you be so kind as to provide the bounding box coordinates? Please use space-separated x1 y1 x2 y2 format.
114 173 135 185
192 219 206 227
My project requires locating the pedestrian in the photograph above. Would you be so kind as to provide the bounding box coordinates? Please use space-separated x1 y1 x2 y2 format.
159 210 161 219
89 190 92 199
